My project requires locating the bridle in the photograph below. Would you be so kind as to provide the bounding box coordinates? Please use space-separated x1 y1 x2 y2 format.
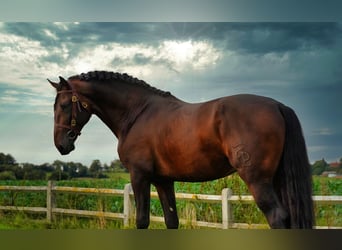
55 86 90 140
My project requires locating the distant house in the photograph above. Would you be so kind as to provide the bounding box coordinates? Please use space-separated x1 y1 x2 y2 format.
329 162 340 168
321 171 337 178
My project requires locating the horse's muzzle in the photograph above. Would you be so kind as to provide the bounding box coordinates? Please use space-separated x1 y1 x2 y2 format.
57 143 75 155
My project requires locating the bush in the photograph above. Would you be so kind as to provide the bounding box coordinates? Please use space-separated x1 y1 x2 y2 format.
0 171 16 180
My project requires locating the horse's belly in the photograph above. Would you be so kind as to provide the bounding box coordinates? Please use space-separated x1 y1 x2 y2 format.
157 153 235 182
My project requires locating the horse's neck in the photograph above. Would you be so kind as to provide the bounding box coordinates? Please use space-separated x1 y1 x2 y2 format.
85 81 151 138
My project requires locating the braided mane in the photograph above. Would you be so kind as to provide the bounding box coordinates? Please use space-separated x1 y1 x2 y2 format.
69 71 172 97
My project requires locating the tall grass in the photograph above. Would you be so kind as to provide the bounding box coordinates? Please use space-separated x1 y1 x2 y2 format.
0 174 341 229
312 176 342 227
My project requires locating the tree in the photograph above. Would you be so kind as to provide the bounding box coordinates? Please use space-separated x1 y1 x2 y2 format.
64 162 77 178
311 158 329 175
0 153 16 165
89 159 106 178
103 163 110 172
89 160 102 173
49 170 69 180
52 160 64 170
110 159 127 173
36 163 54 175
76 164 88 177
23 169 46 180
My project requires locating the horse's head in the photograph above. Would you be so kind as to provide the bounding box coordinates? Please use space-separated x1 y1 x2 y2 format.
48 76 92 155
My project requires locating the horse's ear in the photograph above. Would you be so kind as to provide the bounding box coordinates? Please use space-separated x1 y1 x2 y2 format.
59 76 68 86
48 76 69 91
47 79 59 90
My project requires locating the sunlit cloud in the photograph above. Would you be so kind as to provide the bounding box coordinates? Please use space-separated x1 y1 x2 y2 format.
53 22 70 31
0 33 48 60
66 40 221 75
0 27 221 118
43 29 58 40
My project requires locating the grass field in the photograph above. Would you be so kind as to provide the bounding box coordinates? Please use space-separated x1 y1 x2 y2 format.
0 173 341 229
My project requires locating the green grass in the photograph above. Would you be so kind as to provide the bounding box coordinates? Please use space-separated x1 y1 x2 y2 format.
0 173 341 229
0 211 51 229
0 222 13 229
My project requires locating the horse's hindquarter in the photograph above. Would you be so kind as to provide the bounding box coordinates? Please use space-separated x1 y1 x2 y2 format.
218 95 285 178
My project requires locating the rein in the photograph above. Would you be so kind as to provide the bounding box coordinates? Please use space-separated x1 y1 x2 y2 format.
56 88 90 140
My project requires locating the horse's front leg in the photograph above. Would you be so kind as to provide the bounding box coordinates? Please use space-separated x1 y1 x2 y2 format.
130 171 151 229
154 180 179 229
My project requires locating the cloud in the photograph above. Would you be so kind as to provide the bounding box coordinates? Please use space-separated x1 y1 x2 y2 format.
312 128 334 136
0 83 53 116
0 31 52 90
58 40 221 84
308 145 329 154
211 22 342 54
43 29 58 40
0 23 222 118
160 40 221 70
0 32 48 59
0 95 19 104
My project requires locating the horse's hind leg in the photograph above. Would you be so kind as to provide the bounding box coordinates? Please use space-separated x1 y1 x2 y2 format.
243 180 290 228
154 181 179 229
233 155 289 228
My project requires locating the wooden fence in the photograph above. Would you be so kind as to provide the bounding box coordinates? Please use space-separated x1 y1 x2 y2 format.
0 181 341 229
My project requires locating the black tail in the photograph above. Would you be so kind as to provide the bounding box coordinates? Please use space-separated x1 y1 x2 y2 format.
275 104 314 228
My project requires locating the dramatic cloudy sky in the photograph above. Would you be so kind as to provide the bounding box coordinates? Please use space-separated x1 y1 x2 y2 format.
0 22 341 165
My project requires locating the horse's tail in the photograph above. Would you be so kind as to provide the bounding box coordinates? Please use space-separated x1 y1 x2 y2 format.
275 104 314 228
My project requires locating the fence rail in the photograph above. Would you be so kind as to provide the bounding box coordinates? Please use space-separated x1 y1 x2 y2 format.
0 181 341 229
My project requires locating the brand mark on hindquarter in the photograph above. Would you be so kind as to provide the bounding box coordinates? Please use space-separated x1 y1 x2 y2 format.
233 144 252 167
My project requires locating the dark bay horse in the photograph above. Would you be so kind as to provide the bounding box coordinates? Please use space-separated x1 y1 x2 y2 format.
48 71 314 229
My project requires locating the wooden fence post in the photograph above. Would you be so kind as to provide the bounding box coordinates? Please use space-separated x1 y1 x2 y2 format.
46 180 56 223
221 188 232 229
123 183 134 228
